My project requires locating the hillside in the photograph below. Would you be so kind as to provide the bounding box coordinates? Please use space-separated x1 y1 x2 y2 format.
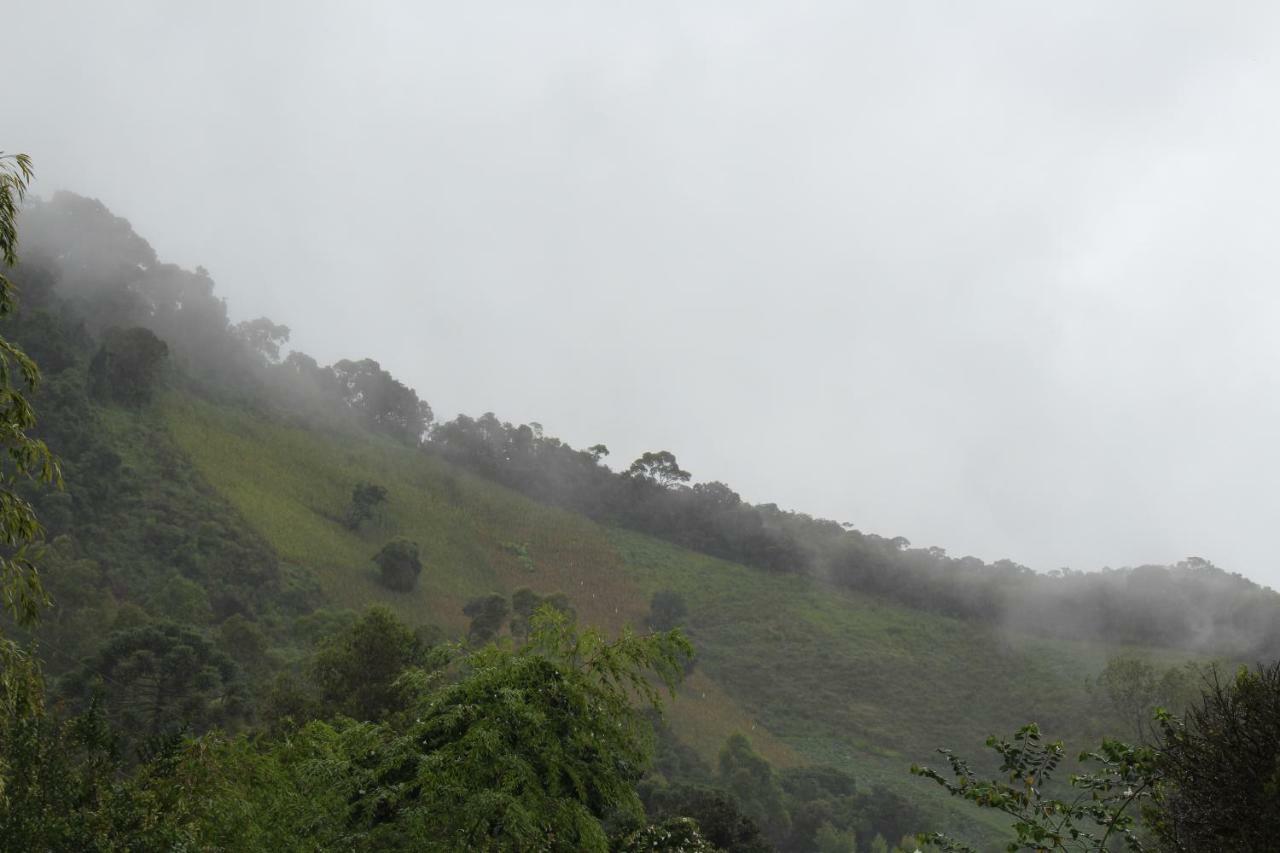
5 189 1239 850
159 391 1191 841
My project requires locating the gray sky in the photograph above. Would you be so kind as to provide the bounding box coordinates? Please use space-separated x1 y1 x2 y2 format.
11 2 1280 585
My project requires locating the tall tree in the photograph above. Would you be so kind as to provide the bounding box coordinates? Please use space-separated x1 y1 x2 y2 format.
719 733 792 842
63 622 246 739
0 151 61 710
626 451 692 489
0 152 59 607
346 609 692 850
311 605 427 721
332 357 433 444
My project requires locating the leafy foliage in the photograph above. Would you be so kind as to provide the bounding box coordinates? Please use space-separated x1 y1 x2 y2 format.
338 610 691 850
63 621 247 740
0 697 202 849
911 723 1159 852
510 586 574 640
372 537 422 592
643 783 772 853
331 357 433 445
627 450 693 489
1085 656 1203 742
719 733 791 843
615 816 722 852
204 610 693 851
0 151 63 811
347 480 388 529
0 151 60 644
310 605 432 721
1152 662 1280 850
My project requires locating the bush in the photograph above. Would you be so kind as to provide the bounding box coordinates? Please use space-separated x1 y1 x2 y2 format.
1154 662 1280 850
372 538 422 592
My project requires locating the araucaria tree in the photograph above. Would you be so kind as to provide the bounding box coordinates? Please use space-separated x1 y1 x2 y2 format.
63 622 246 739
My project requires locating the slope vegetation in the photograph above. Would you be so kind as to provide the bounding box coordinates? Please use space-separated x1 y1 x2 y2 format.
161 392 1190 839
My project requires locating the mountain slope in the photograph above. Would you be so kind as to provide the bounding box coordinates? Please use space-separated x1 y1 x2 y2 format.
161 391 1193 841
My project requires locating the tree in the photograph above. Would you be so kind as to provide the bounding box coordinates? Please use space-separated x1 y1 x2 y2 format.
88 326 169 406
1088 656 1205 743
311 605 427 721
510 588 575 640
233 316 290 363
372 537 422 592
342 608 692 850
911 723 1158 852
815 821 858 853
332 357 433 444
627 451 692 489
1152 662 1280 851
1087 656 1161 742
0 152 60 638
719 734 791 843
63 622 247 739
0 151 61 761
0 698 199 849
691 480 742 510
463 592 510 643
347 481 388 530
647 589 689 631
644 783 772 853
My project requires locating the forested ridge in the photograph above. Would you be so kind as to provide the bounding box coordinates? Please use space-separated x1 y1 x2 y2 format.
2 180 1279 851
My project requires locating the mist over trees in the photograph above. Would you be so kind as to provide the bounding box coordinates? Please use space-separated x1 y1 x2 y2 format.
13 189 1280 664
431 408 1280 659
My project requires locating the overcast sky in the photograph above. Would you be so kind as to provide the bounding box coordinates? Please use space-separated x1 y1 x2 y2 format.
11 2 1280 585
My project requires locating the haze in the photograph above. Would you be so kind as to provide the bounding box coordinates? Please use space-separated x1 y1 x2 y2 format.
11 1 1280 585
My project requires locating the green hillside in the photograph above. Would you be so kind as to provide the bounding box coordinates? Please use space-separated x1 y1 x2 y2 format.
159 391 1188 842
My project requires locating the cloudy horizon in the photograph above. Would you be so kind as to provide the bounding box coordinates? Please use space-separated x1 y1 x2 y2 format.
11 1 1280 585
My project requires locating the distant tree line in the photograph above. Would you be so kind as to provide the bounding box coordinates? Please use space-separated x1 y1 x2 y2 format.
16 191 433 444
428 411 1280 660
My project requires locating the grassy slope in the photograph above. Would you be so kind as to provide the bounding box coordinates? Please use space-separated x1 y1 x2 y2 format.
162 394 1186 843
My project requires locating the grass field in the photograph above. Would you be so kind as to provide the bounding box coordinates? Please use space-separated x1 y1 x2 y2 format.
162 393 1190 845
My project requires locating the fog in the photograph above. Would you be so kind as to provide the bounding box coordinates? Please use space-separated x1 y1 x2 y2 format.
10 1 1280 585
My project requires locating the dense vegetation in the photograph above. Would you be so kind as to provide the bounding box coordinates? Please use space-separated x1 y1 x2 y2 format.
1 172 1277 850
